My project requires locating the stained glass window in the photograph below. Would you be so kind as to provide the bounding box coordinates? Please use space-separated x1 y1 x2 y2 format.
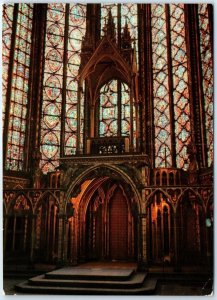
65 4 86 155
40 4 86 173
151 4 172 168
5 4 33 171
170 4 191 169
121 83 130 137
99 5 138 143
152 4 191 169
99 79 135 141
198 4 213 167
99 80 118 137
2 4 14 128
40 4 65 173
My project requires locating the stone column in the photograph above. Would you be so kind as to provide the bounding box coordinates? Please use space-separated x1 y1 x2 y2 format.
138 213 148 271
63 220 69 263
12 216 16 251
3 215 8 255
173 211 181 272
57 215 64 265
71 216 78 265
23 215 28 251
30 214 37 264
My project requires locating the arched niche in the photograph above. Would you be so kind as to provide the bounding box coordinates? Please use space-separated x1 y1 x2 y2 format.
146 190 174 266
176 189 206 266
78 178 138 262
6 194 33 256
34 192 60 263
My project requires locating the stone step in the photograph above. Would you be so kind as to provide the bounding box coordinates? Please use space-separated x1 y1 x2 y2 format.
45 267 135 281
28 272 147 289
15 277 157 295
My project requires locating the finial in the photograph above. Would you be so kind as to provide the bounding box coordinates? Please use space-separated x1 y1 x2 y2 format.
103 9 116 42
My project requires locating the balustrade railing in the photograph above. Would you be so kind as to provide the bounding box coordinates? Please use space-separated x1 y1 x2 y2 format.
87 137 129 155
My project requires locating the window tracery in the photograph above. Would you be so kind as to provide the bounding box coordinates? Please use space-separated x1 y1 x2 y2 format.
151 4 191 169
98 80 135 142
2 4 14 128
198 4 213 167
5 4 33 171
151 4 172 168
2 4 213 174
99 80 118 137
40 4 86 173
65 4 86 155
40 4 65 173
170 4 191 169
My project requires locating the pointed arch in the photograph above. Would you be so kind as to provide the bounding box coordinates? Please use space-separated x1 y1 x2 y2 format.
146 188 173 209
176 188 205 211
34 190 60 214
65 164 142 213
8 192 33 214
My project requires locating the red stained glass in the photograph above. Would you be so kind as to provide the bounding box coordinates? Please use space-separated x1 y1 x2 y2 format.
65 4 86 156
40 4 66 173
198 4 213 167
99 80 136 144
2 4 14 127
152 4 191 169
151 4 172 168
99 80 118 137
170 4 191 169
6 4 33 171
41 4 86 172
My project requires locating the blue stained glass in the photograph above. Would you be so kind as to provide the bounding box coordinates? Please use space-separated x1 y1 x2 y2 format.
5 4 33 171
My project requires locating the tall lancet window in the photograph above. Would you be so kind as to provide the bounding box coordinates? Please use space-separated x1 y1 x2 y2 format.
2 4 14 128
170 4 191 169
98 80 136 147
99 80 118 137
40 4 86 173
151 4 191 169
151 5 172 168
3 4 33 171
198 4 213 167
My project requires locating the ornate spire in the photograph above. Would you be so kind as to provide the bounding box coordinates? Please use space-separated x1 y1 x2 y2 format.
121 19 132 49
103 9 116 43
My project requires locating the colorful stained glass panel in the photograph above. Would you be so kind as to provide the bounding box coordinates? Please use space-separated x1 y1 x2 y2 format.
198 4 213 166
40 4 65 173
6 4 33 171
65 4 86 155
170 4 191 169
99 80 118 137
2 4 14 128
151 4 172 168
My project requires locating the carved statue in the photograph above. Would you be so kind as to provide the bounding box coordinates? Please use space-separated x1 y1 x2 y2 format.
187 141 198 184
60 167 74 189
32 148 42 188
